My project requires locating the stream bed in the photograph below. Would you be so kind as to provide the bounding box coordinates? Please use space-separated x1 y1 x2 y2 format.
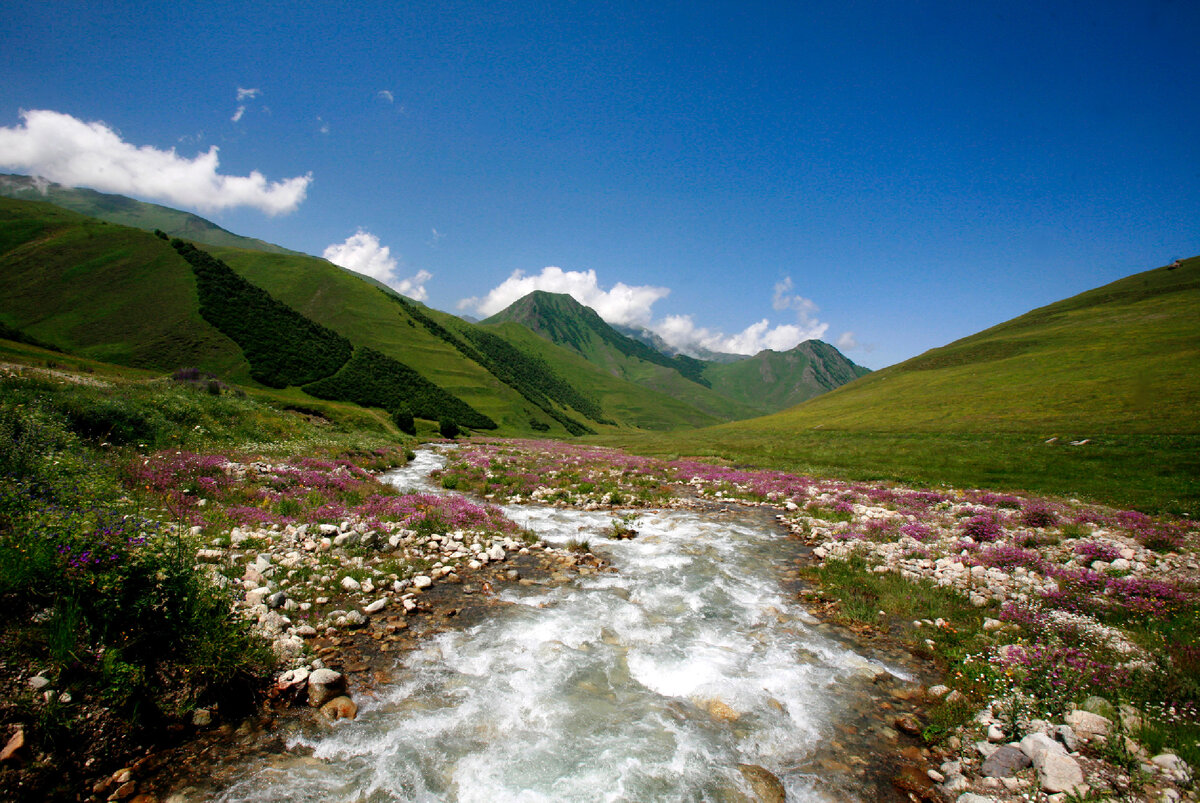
211 449 926 802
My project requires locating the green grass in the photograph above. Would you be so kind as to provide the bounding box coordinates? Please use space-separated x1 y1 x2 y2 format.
597 257 1200 516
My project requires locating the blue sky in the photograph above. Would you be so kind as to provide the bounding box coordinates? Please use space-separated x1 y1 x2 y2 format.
2 1 1198 368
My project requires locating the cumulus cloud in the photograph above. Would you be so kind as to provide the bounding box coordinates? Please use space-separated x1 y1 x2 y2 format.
648 313 826 356
377 89 394 103
323 229 431 300
0 109 311 215
457 267 669 327
836 331 860 351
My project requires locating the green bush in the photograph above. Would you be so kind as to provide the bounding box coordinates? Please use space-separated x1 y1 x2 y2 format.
439 417 460 439
392 407 416 435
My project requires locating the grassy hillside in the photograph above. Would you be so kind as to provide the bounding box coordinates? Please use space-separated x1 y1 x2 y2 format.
484 291 762 421
702 340 871 413
0 198 248 377
206 246 569 435
599 257 1200 515
0 174 299 255
481 321 728 430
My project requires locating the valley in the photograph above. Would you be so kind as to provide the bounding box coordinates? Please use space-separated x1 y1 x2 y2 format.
0 183 1197 802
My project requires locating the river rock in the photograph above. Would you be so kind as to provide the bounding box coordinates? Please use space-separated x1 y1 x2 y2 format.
1152 753 1192 783
706 699 740 722
307 668 345 707
737 764 785 803
340 576 361 592
1064 709 1110 739
0 727 26 763
1019 732 1066 765
981 745 1031 777
1037 752 1085 793
364 598 388 614
413 575 433 589
320 696 358 721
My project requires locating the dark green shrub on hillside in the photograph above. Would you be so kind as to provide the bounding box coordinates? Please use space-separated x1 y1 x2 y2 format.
392 406 416 435
439 417 459 439
171 239 352 387
304 347 496 430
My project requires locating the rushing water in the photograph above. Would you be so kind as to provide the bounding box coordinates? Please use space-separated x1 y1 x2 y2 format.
213 449 913 802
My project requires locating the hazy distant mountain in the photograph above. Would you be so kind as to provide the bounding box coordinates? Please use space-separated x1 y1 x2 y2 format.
612 324 747 364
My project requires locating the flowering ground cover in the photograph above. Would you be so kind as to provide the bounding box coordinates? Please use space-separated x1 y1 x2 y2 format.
439 438 1200 792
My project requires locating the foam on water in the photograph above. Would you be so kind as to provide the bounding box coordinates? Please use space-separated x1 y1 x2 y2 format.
215 453 908 803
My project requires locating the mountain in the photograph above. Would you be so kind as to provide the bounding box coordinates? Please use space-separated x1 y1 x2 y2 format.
0 173 300 255
0 195 762 435
482 291 762 420
485 291 869 416
702 340 872 413
741 256 1200 434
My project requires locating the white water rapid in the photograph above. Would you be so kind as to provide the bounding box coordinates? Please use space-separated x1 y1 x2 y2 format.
214 448 912 802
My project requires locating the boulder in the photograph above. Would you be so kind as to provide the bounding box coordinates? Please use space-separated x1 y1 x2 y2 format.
1019 732 1066 765
1037 752 1084 793
981 745 1031 778
307 668 345 707
1064 709 1111 739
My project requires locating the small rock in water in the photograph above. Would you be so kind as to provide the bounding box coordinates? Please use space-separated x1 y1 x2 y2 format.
705 699 740 722
737 764 785 803
320 696 358 721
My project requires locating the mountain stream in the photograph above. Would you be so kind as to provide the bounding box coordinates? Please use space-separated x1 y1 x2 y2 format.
212 448 922 802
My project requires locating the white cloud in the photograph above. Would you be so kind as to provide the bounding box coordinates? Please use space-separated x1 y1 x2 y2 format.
428 227 444 247
323 229 431 300
836 331 860 351
646 276 828 355
0 109 311 215
394 269 433 301
236 87 261 101
230 106 246 123
377 89 394 103
648 313 827 357
457 266 669 327
317 117 330 135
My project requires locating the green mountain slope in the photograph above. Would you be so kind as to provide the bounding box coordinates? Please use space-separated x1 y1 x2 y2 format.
751 257 1200 434
204 246 566 433
479 321 727 430
483 291 762 421
0 173 299 255
602 257 1200 514
702 340 871 413
0 198 248 376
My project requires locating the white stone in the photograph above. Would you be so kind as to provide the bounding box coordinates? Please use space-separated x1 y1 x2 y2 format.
1064 709 1111 739
364 598 388 614
340 575 361 591
245 587 271 606
1038 752 1084 793
412 575 433 589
